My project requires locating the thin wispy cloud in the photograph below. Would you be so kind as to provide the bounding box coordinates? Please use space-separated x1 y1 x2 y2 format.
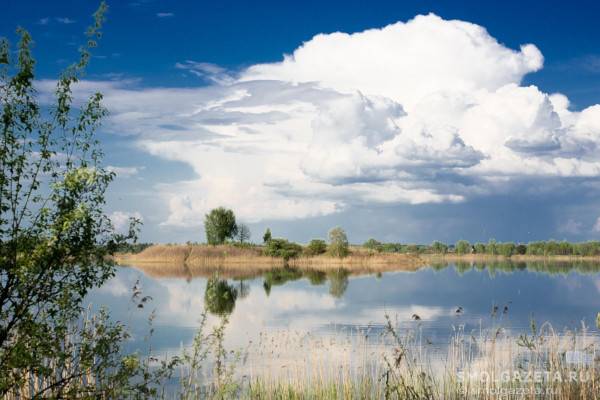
175 61 235 85
37 17 50 25
156 12 174 18
55 17 76 24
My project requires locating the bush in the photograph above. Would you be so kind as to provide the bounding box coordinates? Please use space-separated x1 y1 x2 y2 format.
487 239 498 255
263 239 303 261
455 240 471 255
328 227 350 258
379 243 403 253
305 239 327 256
497 242 516 257
363 238 382 252
431 241 448 254
474 243 486 254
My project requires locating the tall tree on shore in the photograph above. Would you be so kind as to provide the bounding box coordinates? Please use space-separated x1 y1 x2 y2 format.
328 227 350 258
204 207 238 245
236 223 251 244
263 227 272 243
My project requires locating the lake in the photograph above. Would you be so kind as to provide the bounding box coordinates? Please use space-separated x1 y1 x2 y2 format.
92 261 600 349
89 261 600 383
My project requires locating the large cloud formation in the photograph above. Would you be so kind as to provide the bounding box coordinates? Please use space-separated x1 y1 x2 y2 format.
54 14 600 227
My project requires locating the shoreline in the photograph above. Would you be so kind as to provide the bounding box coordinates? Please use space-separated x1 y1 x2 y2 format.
421 253 600 262
114 244 425 276
114 244 600 279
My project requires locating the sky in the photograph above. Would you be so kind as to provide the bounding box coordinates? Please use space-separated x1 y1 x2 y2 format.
2 0 600 244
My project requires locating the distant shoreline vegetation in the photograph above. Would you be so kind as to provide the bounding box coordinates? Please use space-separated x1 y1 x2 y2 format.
120 207 600 262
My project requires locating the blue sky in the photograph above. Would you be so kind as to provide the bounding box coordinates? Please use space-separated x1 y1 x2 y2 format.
3 0 600 244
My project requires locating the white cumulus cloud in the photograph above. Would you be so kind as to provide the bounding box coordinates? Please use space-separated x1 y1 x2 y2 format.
41 14 600 227
110 211 143 233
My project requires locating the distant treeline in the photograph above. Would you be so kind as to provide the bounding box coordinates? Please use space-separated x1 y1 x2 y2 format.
363 239 600 257
115 242 154 254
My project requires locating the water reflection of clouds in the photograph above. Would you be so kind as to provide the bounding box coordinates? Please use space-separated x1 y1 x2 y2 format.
90 264 600 358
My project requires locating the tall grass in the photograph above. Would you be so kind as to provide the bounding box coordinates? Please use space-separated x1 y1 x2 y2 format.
115 244 425 272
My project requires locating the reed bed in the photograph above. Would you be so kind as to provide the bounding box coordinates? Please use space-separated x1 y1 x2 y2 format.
115 244 425 275
183 319 600 399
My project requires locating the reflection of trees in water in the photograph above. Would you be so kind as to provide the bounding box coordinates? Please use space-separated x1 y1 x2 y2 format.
262 267 303 296
447 261 600 277
261 267 350 298
204 276 238 316
236 280 250 299
305 270 326 285
327 269 349 298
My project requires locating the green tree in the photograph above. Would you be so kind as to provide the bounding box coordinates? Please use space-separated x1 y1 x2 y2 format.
263 227 272 243
455 240 471 255
236 223 250 244
431 241 448 254
204 207 237 245
328 227 349 258
0 5 162 397
487 239 498 255
474 243 486 254
305 239 327 256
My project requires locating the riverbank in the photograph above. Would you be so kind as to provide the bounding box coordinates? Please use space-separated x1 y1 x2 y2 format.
115 244 600 279
421 253 600 263
114 244 425 273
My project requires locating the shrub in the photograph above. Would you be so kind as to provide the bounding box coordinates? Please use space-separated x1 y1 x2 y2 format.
516 244 528 255
474 243 486 254
363 238 382 252
431 241 448 254
497 242 516 257
264 239 303 261
380 243 403 253
305 239 327 256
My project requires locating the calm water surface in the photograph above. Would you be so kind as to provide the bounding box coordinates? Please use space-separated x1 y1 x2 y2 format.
89 261 600 359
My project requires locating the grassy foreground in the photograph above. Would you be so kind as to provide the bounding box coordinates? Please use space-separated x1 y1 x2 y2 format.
161 316 600 399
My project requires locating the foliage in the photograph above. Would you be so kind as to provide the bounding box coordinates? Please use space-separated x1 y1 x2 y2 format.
473 242 486 254
430 241 448 254
379 242 404 253
363 238 382 252
454 240 471 255
204 276 238 316
236 223 251 244
328 227 349 258
204 207 237 245
497 242 516 257
115 241 153 254
305 238 327 256
262 227 272 243
0 4 148 397
263 238 303 261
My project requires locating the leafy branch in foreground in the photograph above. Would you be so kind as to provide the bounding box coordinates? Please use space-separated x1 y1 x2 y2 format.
0 2 145 397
